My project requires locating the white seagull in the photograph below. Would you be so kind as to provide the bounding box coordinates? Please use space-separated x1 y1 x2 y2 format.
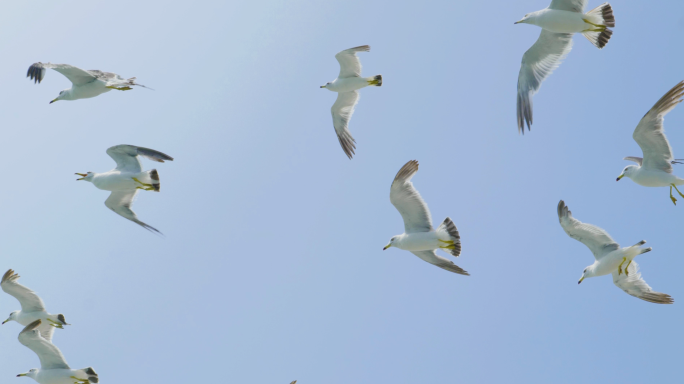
1 270 68 343
616 81 684 205
383 160 468 275
76 145 173 234
17 320 99 384
27 62 150 104
515 1 615 133
557 200 673 304
320 45 382 159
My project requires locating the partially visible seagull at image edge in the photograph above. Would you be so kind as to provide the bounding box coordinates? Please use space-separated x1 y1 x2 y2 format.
321 45 382 159
383 160 469 275
26 62 151 103
557 200 673 304
76 145 173 234
515 1 615 133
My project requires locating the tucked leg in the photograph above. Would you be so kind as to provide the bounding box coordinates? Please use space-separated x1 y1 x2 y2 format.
105 85 133 91
624 259 632 276
438 239 456 250
46 318 64 329
132 177 155 191
617 257 626 275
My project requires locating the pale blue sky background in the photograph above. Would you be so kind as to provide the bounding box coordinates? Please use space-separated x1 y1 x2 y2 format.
1 0 683 383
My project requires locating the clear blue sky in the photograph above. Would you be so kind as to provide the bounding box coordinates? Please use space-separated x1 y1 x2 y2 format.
1 1 683 383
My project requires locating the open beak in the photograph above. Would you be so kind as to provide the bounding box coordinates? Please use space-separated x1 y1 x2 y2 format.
578 276 585 284
616 174 624 181
383 244 391 250
49 98 58 104
75 173 87 181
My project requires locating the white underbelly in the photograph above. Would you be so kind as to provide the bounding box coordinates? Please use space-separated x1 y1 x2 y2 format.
92 173 137 191
328 77 368 93
631 171 677 187
72 82 111 100
396 232 439 251
538 10 588 34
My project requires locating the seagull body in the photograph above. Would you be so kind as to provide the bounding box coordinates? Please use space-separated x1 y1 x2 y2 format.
616 81 684 204
77 145 173 233
1 270 67 343
27 62 149 103
515 1 615 132
321 45 382 159
557 200 673 304
383 160 468 276
17 320 99 384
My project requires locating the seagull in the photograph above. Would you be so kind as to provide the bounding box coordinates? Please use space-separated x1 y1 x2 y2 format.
616 81 684 205
383 160 468 275
1 270 68 343
76 145 173 234
557 200 673 304
26 62 150 104
320 45 382 159
17 320 99 384
515 1 615 133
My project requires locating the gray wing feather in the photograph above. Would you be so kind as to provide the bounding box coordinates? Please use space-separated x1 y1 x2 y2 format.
26 62 96 85
623 156 643 166
106 144 174 173
335 45 369 78
632 81 684 173
557 200 619 260
612 262 673 304
549 0 588 12
18 320 70 370
517 31 574 133
390 160 433 233
411 251 469 276
331 91 359 159
105 191 161 234
1 270 46 312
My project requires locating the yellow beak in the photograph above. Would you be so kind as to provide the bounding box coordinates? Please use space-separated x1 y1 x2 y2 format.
616 174 624 181
17 373 27 377
320 85 326 88
514 20 523 24
383 244 391 250
578 276 585 284
75 173 87 180
2 319 9 324
49 98 58 104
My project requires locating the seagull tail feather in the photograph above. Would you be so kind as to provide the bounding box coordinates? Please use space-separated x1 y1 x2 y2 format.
582 3 614 49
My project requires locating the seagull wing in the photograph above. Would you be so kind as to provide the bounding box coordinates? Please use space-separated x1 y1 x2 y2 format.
549 0 587 12
612 261 673 304
623 156 643 166
18 320 70 370
1 270 46 312
390 160 433 233
410 251 469 276
517 30 574 133
106 144 174 173
105 190 161 234
26 62 97 86
632 81 684 173
335 45 370 78
557 200 619 260
331 91 359 159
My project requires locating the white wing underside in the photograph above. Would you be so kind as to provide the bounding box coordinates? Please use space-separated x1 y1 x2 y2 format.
411 251 469 276
612 262 673 304
105 190 160 233
331 91 359 159
18 321 70 370
335 45 369 78
390 160 433 233
106 144 173 173
632 81 684 173
1 270 46 312
27 62 130 86
557 201 619 260
517 30 573 132
549 0 587 12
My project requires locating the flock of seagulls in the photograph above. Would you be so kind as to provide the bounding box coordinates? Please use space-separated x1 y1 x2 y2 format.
3 0 682 382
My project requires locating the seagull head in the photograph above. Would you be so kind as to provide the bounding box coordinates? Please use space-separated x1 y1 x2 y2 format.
578 266 595 284
49 90 66 104
17 369 37 378
75 172 94 181
2 311 17 324
616 165 637 181
383 236 398 250
320 82 331 89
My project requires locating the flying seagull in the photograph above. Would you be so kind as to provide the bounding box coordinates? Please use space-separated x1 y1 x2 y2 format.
383 160 468 275
616 81 684 205
17 320 99 384
320 45 382 159
557 200 673 304
76 145 173 234
27 62 150 103
515 1 615 133
1 270 68 343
